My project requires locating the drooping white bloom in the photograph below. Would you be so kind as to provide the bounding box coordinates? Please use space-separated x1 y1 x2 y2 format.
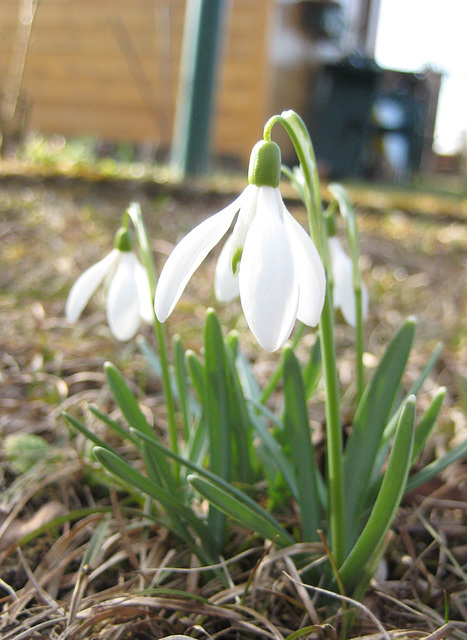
155 140 326 351
66 229 153 341
328 235 368 327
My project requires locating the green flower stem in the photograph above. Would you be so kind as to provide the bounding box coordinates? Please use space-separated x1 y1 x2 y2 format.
328 184 365 403
125 204 180 465
264 112 345 566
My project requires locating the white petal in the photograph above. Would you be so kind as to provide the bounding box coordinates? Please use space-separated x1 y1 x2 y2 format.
228 184 259 274
133 258 154 323
214 234 240 302
65 249 119 322
239 187 298 351
154 195 242 321
283 207 326 327
328 236 357 326
106 252 142 341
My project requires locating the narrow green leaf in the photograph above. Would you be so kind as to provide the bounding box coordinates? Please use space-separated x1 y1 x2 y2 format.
173 334 191 440
405 438 467 493
140 434 178 496
361 388 447 517
103 361 155 439
64 412 121 457
343 317 416 548
411 387 446 463
185 350 205 402
137 336 162 379
369 343 444 489
88 405 139 446
129 426 293 545
283 347 321 542
303 336 322 400
224 341 256 483
203 309 231 547
81 517 110 568
185 413 208 469
339 396 416 587
246 398 299 499
93 447 217 555
188 474 294 547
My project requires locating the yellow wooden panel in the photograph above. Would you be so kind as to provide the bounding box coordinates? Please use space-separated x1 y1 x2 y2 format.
1 0 274 165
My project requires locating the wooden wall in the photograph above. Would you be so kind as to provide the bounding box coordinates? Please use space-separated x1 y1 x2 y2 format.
0 0 273 164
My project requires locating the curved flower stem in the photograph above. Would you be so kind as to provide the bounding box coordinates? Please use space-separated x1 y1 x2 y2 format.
125 204 180 465
264 112 345 566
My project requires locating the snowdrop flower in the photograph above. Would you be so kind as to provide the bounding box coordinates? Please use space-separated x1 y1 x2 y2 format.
155 140 325 351
328 235 368 327
66 227 153 341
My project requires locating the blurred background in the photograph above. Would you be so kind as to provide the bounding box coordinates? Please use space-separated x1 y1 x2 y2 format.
0 0 466 184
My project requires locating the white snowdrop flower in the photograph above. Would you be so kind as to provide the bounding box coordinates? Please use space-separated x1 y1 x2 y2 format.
66 227 153 341
328 235 368 327
155 141 325 351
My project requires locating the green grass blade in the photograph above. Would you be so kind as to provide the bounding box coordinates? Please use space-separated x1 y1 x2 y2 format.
343 317 416 547
128 427 293 545
64 412 121 457
104 361 180 490
203 309 231 548
246 398 299 499
188 474 294 547
93 446 217 554
88 405 140 446
405 438 467 493
303 336 322 400
369 343 444 489
224 341 257 483
339 396 416 588
185 350 206 402
137 335 162 378
411 387 446 463
103 361 155 439
282 347 321 542
173 334 192 440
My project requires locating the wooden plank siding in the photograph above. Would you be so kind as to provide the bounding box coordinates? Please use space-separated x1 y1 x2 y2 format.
0 0 273 164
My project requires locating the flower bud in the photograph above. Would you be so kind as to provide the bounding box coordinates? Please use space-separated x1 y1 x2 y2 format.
248 140 281 188
114 227 132 252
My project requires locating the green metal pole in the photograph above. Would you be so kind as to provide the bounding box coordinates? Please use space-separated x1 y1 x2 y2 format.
170 0 226 178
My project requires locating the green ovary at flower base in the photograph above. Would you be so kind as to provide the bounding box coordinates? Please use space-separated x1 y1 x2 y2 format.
154 140 326 351
66 226 153 341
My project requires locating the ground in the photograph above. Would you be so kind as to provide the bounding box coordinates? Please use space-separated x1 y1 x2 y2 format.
0 166 466 639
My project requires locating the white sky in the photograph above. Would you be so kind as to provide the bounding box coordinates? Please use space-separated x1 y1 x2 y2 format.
374 0 467 154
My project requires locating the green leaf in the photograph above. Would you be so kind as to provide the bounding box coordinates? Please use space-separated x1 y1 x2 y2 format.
343 317 416 548
88 405 139 446
173 334 192 440
103 361 155 439
188 474 294 547
282 347 321 542
103 361 179 493
369 343 444 488
137 336 162 379
64 411 121 457
128 426 293 546
93 446 217 558
339 396 416 588
203 309 231 548
303 336 322 400
185 350 205 402
411 387 446 463
246 397 299 500
224 340 256 483
405 438 467 493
